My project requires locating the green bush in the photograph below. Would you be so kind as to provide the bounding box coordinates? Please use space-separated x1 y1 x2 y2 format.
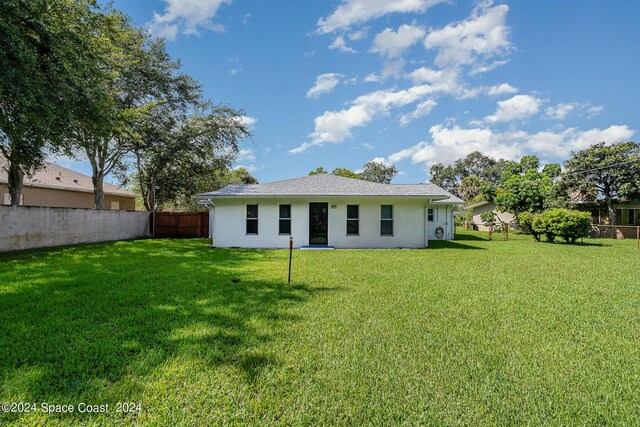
523 209 591 244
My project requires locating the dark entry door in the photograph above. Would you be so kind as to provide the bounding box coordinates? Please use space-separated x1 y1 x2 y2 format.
309 203 328 245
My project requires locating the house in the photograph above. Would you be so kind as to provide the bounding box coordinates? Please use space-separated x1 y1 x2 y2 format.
577 201 640 225
195 174 463 249
0 160 136 210
466 200 516 231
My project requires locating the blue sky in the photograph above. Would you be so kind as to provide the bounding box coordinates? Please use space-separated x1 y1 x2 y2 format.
67 0 639 185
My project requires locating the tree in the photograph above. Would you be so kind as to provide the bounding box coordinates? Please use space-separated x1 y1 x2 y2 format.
430 151 511 197
542 163 562 179
226 167 258 184
562 141 640 224
0 0 111 205
458 175 483 202
331 167 360 179
496 169 553 215
72 14 203 209
308 167 328 175
520 155 540 172
360 161 397 184
128 104 251 211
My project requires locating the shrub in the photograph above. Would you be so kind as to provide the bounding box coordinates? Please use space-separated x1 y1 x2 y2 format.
524 209 591 243
517 212 537 238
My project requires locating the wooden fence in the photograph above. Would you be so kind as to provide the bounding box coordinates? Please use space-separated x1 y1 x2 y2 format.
589 225 640 239
154 212 209 238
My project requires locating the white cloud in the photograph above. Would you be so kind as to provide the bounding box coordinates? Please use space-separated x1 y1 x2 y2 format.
307 73 344 98
228 68 242 75
386 124 635 171
469 59 508 75
487 83 518 96
292 84 444 153
317 0 446 34
545 103 576 120
149 0 231 41
348 29 368 41
483 94 543 123
585 105 604 118
239 116 257 128
236 148 256 162
546 102 605 120
400 99 437 126
424 3 511 68
407 66 462 93
329 36 357 53
365 59 407 83
372 23 426 58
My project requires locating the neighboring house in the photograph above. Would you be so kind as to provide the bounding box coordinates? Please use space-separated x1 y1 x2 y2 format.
466 200 516 231
195 174 463 248
576 201 640 225
0 160 136 210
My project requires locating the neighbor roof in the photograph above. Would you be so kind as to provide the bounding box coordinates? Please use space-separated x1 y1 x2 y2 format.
465 200 493 210
0 160 135 197
433 195 465 205
196 174 455 200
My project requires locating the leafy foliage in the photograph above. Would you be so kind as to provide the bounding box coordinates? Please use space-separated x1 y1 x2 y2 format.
126 105 251 211
0 0 115 204
430 151 512 197
308 162 398 184
331 167 360 179
496 169 553 215
524 209 591 243
360 161 397 184
562 141 640 224
308 167 328 175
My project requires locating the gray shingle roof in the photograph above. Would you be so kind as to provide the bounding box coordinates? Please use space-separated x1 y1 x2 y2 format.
0 159 135 197
433 195 465 205
196 174 456 199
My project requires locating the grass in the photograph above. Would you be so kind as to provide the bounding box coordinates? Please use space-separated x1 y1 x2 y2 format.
0 231 639 425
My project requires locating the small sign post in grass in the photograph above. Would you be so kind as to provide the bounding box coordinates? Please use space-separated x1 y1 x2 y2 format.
288 237 293 283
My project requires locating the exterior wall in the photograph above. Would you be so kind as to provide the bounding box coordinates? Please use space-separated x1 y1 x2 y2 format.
0 205 150 252
427 204 456 241
581 203 640 225
211 197 457 249
0 184 135 210
471 202 516 231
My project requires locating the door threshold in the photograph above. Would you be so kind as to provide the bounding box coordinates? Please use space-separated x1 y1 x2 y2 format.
300 245 335 250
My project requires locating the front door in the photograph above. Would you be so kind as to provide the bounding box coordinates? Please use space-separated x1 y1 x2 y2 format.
309 203 328 245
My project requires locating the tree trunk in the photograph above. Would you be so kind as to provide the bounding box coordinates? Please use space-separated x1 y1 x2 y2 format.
92 173 105 209
7 159 25 206
607 198 616 225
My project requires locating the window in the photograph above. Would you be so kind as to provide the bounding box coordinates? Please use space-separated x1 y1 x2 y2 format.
279 204 291 234
427 208 434 222
381 205 393 236
346 205 359 235
110 201 120 210
246 204 258 234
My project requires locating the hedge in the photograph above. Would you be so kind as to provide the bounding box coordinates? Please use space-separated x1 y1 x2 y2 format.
518 209 591 243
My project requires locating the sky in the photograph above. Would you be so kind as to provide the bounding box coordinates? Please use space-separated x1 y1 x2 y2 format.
64 0 640 185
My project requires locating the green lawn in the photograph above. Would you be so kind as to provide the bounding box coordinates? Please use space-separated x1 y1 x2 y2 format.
1 232 639 425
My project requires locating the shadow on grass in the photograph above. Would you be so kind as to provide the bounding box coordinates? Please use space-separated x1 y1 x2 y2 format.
0 239 336 423
453 232 489 241
428 240 486 250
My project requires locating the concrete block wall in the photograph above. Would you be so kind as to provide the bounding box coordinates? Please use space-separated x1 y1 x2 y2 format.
0 205 151 252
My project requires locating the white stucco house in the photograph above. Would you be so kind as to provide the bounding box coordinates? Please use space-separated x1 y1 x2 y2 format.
194 174 463 249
